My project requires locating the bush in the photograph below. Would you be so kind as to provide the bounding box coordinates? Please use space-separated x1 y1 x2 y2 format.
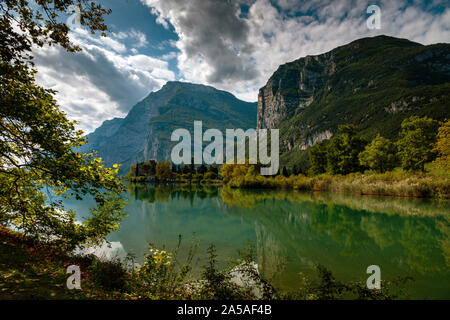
204 171 218 180
89 258 129 292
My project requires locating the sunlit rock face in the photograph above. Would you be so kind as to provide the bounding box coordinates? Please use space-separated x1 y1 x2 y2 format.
257 53 333 131
256 35 450 166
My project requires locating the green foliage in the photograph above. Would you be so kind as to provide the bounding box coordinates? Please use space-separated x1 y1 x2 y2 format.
204 171 218 180
274 36 450 169
140 160 157 176
0 226 127 299
155 161 173 181
128 160 221 183
359 134 398 173
89 257 129 292
433 120 450 173
0 227 417 300
104 242 416 300
0 0 126 249
127 165 137 180
200 244 239 299
129 235 199 299
0 0 110 65
284 264 413 300
396 116 439 171
221 165 449 198
197 164 207 174
221 163 250 184
326 124 367 175
308 141 327 175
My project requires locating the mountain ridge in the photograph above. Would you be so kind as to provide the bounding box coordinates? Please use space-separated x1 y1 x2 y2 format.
83 35 450 173
256 35 450 169
79 81 257 172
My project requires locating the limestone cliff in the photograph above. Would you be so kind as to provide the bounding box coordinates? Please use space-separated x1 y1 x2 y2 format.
256 35 450 168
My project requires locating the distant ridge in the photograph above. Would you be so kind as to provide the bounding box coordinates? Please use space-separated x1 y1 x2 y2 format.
79 81 257 172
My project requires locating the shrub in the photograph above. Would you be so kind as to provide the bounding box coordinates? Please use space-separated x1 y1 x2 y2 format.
89 258 129 291
204 171 218 180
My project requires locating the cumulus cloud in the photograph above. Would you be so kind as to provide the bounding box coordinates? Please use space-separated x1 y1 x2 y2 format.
141 0 258 84
33 27 174 132
114 29 149 48
142 0 450 102
32 0 450 131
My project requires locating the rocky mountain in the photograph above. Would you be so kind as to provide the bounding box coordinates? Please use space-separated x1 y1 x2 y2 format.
79 81 257 173
257 35 450 169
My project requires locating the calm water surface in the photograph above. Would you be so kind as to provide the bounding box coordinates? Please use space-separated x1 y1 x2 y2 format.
64 184 450 299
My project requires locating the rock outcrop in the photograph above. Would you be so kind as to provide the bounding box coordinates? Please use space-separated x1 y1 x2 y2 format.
256 35 450 166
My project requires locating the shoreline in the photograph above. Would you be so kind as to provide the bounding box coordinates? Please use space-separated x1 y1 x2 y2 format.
124 172 450 199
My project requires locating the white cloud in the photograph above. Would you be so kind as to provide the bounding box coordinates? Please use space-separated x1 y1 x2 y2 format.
114 29 149 48
142 0 450 102
31 0 450 132
32 27 174 133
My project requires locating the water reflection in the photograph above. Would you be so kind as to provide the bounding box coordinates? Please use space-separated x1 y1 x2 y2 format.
63 183 450 299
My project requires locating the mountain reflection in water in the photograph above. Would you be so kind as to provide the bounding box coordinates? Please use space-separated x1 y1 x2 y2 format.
62 183 450 299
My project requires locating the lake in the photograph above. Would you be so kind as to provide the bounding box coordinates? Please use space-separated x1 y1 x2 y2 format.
64 183 450 299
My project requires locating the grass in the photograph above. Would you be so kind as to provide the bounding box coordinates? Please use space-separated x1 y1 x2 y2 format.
225 167 450 199
0 226 125 300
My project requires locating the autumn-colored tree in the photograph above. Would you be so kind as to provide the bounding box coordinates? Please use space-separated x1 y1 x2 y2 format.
433 120 450 172
220 164 235 183
155 161 173 181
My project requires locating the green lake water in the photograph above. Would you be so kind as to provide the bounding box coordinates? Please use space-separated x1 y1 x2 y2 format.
64 183 450 299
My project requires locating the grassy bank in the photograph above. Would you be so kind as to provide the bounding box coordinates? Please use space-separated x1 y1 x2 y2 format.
225 169 450 199
0 226 124 300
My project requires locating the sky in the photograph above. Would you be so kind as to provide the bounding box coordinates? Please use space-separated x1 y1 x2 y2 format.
32 0 450 133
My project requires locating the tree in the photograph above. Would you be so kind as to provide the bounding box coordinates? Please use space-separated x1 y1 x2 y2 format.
433 120 450 172
309 141 327 175
127 165 137 180
221 164 235 183
281 166 289 177
155 161 173 181
204 171 217 180
141 160 156 176
1 0 110 65
221 163 252 184
197 164 207 175
359 134 398 173
326 125 367 175
0 1 126 249
208 166 219 175
396 116 439 171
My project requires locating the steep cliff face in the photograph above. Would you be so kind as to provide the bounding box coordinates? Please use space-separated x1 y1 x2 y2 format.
79 81 257 173
257 53 333 130
257 35 450 167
